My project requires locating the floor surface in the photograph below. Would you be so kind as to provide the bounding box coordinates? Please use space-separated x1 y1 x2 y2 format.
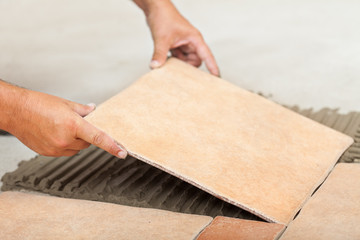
1 0 359 190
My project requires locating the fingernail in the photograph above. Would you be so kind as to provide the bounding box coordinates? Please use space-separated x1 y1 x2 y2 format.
87 103 96 109
118 150 127 159
150 60 161 69
116 142 128 159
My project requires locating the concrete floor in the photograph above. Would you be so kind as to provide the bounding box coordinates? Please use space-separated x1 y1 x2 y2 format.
1 0 359 188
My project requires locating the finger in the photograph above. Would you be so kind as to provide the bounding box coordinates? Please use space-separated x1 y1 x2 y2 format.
42 149 79 157
182 52 202 67
67 139 91 151
178 43 196 53
76 119 127 159
70 102 96 117
171 48 187 62
172 45 201 67
150 39 170 69
193 39 220 76
61 150 80 157
178 44 202 66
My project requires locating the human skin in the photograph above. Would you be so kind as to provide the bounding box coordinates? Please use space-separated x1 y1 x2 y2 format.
0 0 219 157
0 80 127 158
134 0 220 76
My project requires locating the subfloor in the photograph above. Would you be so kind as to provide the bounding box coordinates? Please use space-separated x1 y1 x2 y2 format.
1 0 359 188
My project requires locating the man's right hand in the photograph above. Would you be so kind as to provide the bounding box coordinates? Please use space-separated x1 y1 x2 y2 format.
0 80 127 158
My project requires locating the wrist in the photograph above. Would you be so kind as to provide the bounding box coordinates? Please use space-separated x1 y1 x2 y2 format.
134 0 174 18
0 80 29 133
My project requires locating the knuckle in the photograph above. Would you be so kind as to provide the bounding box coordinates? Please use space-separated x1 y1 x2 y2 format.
92 132 105 146
194 29 202 36
65 117 79 133
189 29 202 39
53 139 69 149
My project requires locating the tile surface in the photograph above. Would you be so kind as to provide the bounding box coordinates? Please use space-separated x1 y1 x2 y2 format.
197 216 285 240
281 163 360 240
0 191 212 240
86 58 353 224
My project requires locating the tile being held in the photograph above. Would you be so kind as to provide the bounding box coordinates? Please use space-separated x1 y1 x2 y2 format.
86 58 353 224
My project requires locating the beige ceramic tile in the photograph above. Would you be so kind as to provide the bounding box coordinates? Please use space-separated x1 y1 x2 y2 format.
281 163 360 240
0 191 212 240
197 216 285 240
86 58 353 224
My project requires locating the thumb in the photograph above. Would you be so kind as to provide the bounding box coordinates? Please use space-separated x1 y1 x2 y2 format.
150 40 170 69
71 102 96 117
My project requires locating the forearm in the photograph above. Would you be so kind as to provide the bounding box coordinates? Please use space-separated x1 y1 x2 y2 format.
133 0 177 18
0 80 27 133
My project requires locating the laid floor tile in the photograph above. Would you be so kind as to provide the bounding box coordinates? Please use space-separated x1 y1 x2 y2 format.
197 216 285 240
86 58 353 224
0 191 212 240
1 145 260 220
280 163 360 240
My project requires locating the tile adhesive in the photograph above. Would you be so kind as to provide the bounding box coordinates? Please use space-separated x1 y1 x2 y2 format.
1 107 360 221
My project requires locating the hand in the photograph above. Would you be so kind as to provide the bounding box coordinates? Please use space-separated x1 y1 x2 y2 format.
0 82 127 158
134 0 220 76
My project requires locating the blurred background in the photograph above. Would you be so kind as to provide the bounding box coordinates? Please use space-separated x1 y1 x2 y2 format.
1 0 359 174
